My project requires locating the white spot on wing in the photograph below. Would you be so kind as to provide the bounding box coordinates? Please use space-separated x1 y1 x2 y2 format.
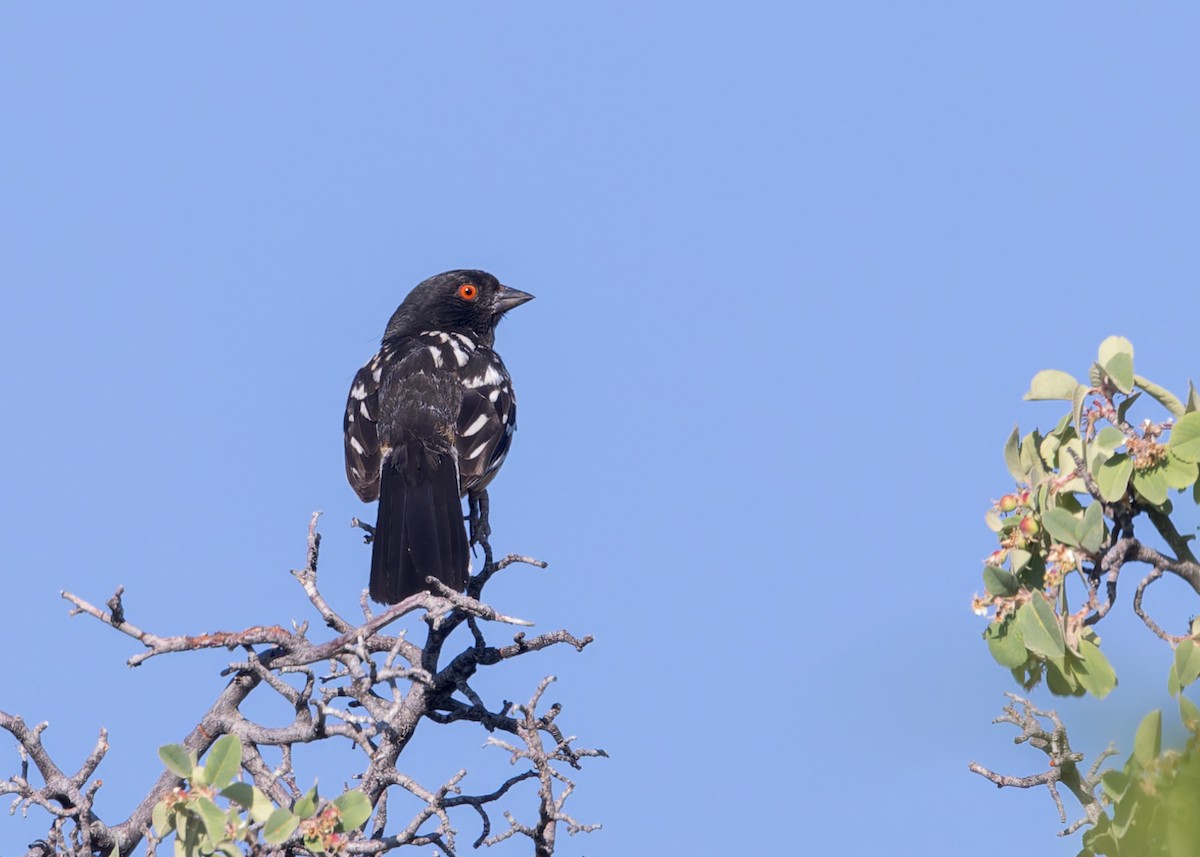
462 414 489 437
466 442 489 460
359 401 371 417
488 388 500 403
464 363 505 388
428 346 444 368
350 382 368 400
349 436 365 454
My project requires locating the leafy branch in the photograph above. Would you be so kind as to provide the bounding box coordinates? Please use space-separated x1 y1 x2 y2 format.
974 337 1200 699
970 337 1200 856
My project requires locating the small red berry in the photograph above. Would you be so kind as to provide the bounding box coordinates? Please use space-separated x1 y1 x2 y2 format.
998 494 1019 512
1019 516 1039 537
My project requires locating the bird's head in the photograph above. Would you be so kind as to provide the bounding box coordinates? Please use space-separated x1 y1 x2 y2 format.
384 270 534 346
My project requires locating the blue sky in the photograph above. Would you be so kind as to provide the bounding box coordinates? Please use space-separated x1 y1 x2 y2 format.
4 4 1200 855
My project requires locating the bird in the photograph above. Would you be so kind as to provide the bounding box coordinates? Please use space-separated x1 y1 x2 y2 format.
343 270 534 604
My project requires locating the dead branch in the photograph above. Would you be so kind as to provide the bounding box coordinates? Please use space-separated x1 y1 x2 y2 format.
3 516 602 856
969 693 1115 837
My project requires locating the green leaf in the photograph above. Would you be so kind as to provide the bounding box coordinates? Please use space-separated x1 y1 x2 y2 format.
1176 639 1200 691
1040 432 1062 468
1004 426 1024 482
1188 381 1200 415
179 810 198 857
203 735 241 790
1133 466 1169 506
1098 335 1134 366
1164 452 1199 490
263 808 299 845
1117 390 1142 424
1136 375 1185 418
1042 507 1081 547
1010 660 1043 691
1020 430 1049 486
195 797 229 842
1086 444 1111 477
1015 553 1047 592
1097 453 1133 502
1010 548 1032 573
221 783 275 824
1104 353 1135 394
985 618 1027 668
1046 659 1084 696
1133 709 1163 766
1017 596 1065 661
1101 769 1129 802
1170 412 1200 463
294 784 318 820
332 790 373 831
983 565 1019 597
1057 491 1085 514
153 801 174 837
1085 815 1116 855
159 744 196 780
1041 418 1075 464
1079 502 1105 553
1075 638 1117 699
1095 426 1126 453
1112 781 1139 837
1181 696 1200 733
1026 369 1081 401
1073 384 1089 446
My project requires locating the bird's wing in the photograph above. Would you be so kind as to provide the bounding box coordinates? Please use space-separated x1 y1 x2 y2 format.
456 351 517 493
344 352 384 502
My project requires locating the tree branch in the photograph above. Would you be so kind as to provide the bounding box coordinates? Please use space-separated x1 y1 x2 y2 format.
969 694 1112 837
4 515 602 856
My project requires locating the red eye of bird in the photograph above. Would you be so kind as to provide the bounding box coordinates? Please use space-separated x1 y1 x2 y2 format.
458 283 478 301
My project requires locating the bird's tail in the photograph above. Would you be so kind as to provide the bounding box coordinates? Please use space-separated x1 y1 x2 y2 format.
370 442 469 604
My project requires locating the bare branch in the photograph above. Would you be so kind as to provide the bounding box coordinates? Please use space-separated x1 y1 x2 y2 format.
969 694 1107 836
7 513 602 855
1146 505 1200 568
1133 566 1189 643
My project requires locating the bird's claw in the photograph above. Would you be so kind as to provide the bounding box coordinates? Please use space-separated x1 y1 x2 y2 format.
467 491 492 551
351 517 376 545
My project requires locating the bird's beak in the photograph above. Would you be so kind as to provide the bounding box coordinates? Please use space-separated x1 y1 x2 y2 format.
494 285 535 314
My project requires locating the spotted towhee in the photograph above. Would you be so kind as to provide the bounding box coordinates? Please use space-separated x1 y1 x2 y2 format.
344 270 533 604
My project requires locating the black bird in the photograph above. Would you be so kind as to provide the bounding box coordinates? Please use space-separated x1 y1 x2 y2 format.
344 270 533 604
